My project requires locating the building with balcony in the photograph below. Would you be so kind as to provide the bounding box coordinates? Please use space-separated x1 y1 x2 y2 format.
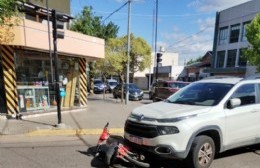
0 2 104 117
209 0 259 77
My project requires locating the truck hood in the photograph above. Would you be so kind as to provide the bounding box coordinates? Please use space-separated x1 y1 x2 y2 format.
131 101 212 120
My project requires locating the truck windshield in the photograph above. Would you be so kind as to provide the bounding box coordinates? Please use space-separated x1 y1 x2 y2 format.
167 82 234 106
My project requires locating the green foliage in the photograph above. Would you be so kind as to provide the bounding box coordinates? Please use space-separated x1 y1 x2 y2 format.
96 38 127 102
186 56 203 65
129 35 152 73
96 38 127 77
0 0 22 25
96 34 152 82
244 14 260 72
70 6 119 40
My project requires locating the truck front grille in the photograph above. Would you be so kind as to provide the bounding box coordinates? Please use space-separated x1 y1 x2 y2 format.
124 120 159 138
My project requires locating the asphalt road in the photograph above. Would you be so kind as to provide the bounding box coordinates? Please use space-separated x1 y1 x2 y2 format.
0 93 259 168
0 134 260 168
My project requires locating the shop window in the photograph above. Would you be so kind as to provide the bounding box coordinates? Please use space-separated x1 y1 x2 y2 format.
218 27 228 45
226 50 237 68
216 51 225 68
229 24 240 43
15 49 81 112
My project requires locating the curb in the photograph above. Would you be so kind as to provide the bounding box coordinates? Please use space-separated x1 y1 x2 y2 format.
26 128 124 136
0 108 87 120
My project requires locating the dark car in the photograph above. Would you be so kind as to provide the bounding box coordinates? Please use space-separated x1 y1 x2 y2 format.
93 79 107 94
153 80 190 101
113 83 143 101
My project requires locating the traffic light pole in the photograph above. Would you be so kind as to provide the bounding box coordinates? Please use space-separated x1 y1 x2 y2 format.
155 53 162 82
154 0 159 82
155 58 159 82
52 10 62 124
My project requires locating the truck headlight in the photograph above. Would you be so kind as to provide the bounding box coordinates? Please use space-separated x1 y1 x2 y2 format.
157 126 179 135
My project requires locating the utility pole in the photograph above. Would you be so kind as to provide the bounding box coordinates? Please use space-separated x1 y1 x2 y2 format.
125 0 131 104
149 0 156 90
154 0 159 83
46 0 53 83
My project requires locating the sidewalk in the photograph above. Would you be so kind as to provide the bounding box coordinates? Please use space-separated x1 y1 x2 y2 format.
0 94 146 136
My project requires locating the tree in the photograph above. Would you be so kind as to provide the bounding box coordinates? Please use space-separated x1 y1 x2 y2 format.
128 34 152 82
96 34 151 102
70 6 118 40
97 34 151 82
0 0 24 43
0 0 21 25
186 56 203 65
70 6 119 94
96 38 127 102
110 34 151 82
244 13 260 72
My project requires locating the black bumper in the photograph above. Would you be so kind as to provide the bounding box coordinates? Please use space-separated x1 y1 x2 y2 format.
124 138 188 159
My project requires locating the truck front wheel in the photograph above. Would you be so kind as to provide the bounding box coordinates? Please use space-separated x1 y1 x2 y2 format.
186 135 215 168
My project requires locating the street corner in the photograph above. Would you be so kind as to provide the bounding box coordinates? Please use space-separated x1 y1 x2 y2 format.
26 127 124 136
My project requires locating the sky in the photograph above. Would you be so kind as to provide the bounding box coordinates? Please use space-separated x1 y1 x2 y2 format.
70 0 252 65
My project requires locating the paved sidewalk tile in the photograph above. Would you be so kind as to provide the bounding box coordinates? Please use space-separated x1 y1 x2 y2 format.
0 93 151 136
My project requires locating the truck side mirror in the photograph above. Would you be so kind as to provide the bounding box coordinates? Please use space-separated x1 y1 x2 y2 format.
227 98 241 109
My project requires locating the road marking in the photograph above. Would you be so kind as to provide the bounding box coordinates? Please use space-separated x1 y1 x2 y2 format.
26 128 124 136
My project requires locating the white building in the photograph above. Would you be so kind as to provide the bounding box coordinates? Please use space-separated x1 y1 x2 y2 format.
134 52 184 89
209 0 259 77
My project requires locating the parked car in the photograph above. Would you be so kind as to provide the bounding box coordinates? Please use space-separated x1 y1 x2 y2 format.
93 79 107 94
106 79 118 93
124 75 260 168
152 80 190 101
113 83 143 101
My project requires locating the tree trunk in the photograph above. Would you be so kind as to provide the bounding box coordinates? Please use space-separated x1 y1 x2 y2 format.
89 62 95 95
129 73 134 83
120 74 125 103
102 74 107 100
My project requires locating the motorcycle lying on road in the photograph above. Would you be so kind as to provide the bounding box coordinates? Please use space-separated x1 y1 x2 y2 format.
94 122 150 168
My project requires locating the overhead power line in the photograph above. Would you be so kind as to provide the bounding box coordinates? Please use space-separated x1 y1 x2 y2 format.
102 1 128 23
95 10 213 18
166 26 213 49
168 38 213 49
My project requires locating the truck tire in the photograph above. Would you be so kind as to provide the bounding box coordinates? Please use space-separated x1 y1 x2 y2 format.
186 135 215 168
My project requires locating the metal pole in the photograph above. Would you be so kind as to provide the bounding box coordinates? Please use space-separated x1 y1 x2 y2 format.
125 0 131 104
52 10 62 124
155 0 158 82
156 54 159 82
46 0 54 83
149 1 156 90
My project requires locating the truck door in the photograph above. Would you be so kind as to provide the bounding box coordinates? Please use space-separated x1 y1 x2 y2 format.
224 84 259 146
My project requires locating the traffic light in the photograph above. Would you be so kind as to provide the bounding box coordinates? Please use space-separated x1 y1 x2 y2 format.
157 53 163 63
52 10 65 39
